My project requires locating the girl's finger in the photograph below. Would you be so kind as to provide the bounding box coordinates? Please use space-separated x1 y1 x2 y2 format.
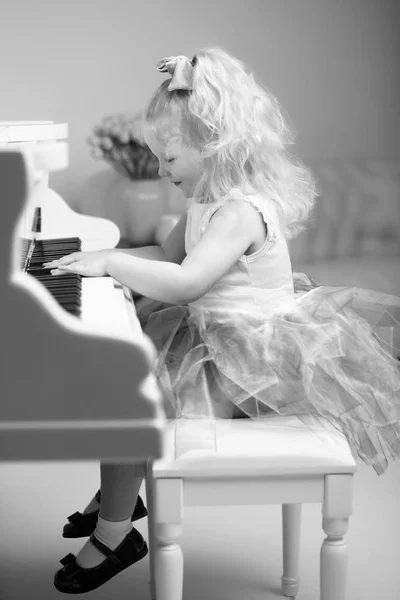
58 263 85 275
51 266 82 275
43 253 81 268
58 253 82 265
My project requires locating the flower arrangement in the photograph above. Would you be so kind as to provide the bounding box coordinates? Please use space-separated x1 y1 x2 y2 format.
87 112 160 180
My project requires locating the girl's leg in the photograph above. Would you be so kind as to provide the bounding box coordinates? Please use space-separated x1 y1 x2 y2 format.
99 461 145 521
75 461 146 568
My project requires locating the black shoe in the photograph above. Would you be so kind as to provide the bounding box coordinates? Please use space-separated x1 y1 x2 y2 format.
62 491 147 538
54 527 148 594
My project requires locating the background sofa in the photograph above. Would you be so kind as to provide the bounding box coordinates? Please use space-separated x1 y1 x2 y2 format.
291 157 400 297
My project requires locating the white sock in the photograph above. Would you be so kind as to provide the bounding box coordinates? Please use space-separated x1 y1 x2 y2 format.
75 516 132 569
95 516 132 550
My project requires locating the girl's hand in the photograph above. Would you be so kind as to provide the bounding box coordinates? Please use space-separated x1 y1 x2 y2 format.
43 250 113 277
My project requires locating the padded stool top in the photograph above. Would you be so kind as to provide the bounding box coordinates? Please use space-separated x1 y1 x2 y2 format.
153 415 357 478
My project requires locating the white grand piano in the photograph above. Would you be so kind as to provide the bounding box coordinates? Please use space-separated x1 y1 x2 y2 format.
0 121 167 462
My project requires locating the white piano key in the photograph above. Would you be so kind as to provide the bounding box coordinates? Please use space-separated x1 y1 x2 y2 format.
80 277 143 340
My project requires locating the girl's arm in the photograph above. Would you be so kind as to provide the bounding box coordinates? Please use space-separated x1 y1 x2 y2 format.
56 201 256 304
44 212 187 272
115 246 168 261
105 200 257 304
105 253 188 304
103 214 190 301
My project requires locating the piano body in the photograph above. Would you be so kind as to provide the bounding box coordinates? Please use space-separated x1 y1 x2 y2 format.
0 121 167 462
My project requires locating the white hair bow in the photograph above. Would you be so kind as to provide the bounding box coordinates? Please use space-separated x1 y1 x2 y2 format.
156 55 194 91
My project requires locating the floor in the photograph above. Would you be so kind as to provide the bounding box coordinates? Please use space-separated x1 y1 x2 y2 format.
0 456 399 600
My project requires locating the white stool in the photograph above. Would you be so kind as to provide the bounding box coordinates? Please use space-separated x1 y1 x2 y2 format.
145 415 357 600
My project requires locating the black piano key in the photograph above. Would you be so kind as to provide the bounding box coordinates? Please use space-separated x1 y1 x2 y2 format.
30 238 82 263
33 237 81 245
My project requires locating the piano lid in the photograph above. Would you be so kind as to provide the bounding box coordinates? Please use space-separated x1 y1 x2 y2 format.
0 121 69 174
0 121 68 143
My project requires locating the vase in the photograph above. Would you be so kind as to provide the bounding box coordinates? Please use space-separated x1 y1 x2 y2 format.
116 177 169 246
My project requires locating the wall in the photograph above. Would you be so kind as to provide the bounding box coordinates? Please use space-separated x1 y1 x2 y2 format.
1 0 399 236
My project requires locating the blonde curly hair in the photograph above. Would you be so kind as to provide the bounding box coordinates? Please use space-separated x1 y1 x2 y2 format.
145 46 317 239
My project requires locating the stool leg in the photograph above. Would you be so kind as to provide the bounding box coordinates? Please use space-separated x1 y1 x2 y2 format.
145 461 156 600
320 474 353 600
154 522 184 600
281 503 302 598
153 479 184 600
320 517 349 600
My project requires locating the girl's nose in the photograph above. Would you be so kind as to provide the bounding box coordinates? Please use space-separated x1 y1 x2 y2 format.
158 163 168 178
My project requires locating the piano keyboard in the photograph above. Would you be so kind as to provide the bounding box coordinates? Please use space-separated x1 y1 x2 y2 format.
22 236 83 317
19 235 142 346
22 235 142 340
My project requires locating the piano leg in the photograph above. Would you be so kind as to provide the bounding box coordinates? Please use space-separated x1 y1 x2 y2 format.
145 460 157 600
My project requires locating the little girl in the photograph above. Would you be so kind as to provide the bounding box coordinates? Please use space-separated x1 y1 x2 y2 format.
47 48 400 594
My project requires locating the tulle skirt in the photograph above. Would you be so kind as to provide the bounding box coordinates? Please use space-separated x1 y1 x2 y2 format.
136 274 400 475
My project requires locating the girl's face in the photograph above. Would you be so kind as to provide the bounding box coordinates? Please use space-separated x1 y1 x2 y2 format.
144 125 203 199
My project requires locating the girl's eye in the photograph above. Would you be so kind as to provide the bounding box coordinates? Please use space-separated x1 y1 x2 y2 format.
166 158 175 163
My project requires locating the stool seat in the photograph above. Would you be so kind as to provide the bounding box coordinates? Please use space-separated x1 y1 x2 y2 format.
153 415 357 478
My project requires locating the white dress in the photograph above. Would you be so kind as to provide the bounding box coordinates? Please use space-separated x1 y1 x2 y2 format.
137 195 400 475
